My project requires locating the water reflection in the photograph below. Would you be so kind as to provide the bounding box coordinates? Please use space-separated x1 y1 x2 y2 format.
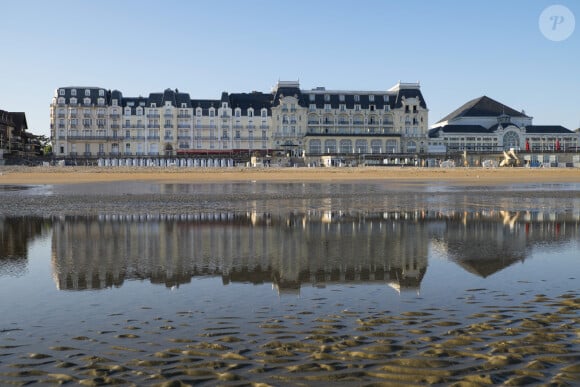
0 216 50 277
1 210 578 292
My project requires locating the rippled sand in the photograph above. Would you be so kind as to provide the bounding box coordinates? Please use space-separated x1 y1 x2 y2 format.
1 291 579 385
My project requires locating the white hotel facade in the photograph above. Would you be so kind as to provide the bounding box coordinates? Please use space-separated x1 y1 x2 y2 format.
50 81 429 159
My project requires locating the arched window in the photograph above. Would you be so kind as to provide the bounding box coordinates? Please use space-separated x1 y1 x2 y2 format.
503 131 520 150
340 139 352 153
355 139 368 153
309 139 321 154
324 139 337 153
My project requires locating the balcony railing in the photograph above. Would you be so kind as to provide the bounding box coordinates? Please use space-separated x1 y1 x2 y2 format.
146 114 160 118
147 136 160 140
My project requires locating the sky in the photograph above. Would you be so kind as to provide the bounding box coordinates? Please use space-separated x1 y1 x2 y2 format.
1 0 578 138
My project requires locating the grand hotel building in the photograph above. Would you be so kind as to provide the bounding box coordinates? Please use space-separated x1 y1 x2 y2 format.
50 81 428 159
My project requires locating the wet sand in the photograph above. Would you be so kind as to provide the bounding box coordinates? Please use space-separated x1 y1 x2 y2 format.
1 289 579 385
1 165 580 185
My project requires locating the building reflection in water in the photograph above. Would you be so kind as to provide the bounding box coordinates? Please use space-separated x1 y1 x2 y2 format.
44 209 580 293
0 216 50 277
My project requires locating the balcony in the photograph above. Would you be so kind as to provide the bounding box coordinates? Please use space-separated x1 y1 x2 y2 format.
164 124 173 128
84 152 92 157
147 124 160 129
147 136 160 140
178 114 192 119
111 124 120 129
146 114 160 118
177 135 192 140
164 136 174 141
110 114 120 119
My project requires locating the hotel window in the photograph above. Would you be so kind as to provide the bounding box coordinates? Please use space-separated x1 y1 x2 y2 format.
324 94 330 102
112 99 118 106
354 95 360 102
124 107 131 115
309 94 315 102
261 109 267 118
196 108 202 116
369 95 375 102
248 109 253 117
70 98 77 105
354 104 361 111
59 89 65 96
85 89 91 97
339 94 345 102
99 89 105 97
309 103 316 111
97 98 105 106
324 104 331 111
71 89 77 96
339 104 346 111
58 97 65 104
209 108 215 117
136 108 143 115
235 109 241 117
83 98 91 105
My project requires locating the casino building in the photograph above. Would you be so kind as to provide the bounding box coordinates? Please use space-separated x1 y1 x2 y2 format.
49 81 428 161
428 96 578 153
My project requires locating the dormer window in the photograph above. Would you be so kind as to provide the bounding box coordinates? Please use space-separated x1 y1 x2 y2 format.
309 94 315 102
70 97 77 105
59 89 65 96
124 107 131 115
136 107 143 115
324 94 330 102
354 95 360 102
181 103 187 108
71 89 77 96
85 89 91 97
165 101 171 107
99 89 105 97
261 108 267 118
150 103 156 108
222 102 228 109
235 108 241 117
209 108 215 117
196 108 202 116
97 98 105 106
83 97 91 105
339 94 345 102
248 108 254 117
112 99 118 106
369 95 375 102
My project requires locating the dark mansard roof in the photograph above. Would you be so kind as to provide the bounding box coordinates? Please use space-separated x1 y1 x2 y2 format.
435 96 529 124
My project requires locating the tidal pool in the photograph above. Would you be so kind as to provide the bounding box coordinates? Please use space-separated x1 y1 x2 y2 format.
1 182 579 385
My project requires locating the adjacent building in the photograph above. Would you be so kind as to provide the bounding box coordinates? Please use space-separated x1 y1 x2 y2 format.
49 81 428 159
0 109 33 160
428 96 578 153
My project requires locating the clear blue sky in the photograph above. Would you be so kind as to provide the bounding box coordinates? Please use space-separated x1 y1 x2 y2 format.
1 0 578 137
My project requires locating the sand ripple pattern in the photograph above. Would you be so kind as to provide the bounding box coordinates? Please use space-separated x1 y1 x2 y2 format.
1 292 579 385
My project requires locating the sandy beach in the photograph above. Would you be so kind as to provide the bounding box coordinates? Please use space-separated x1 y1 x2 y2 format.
1 165 580 185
